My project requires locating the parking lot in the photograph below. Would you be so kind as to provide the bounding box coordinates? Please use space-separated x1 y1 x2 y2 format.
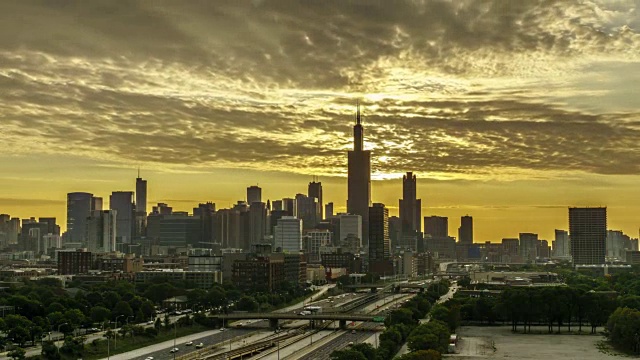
450 326 622 360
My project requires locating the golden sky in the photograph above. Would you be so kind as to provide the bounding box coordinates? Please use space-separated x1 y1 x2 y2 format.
1 1 640 242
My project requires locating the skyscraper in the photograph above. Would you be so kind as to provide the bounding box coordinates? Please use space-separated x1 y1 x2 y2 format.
399 172 421 234
136 172 147 215
110 191 135 245
347 102 371 246
308 179 323 220
295 194 319 230
247 186 262 204
570 207 606 265
424 216 448 238
458 215 473 244
369 203 390 263
86 210 117 253
249 202 267 245
66 192 101 244
325 202 334 219
554 229 570 257
339 213 362 249
274 216 303 253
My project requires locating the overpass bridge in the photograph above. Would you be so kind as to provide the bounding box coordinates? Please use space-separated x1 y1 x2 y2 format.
343 282 433 293
210 312 383 329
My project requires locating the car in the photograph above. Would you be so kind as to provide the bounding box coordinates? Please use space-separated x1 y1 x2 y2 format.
195 343 204 349
351 330 356 334
348 342 354 346
237 323 244 327
170 348 179 353
145 357 154 360
146 320 154 325
219 327 225 332
185 341 194 346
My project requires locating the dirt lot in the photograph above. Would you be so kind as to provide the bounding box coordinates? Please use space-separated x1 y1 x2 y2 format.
448 326 624 360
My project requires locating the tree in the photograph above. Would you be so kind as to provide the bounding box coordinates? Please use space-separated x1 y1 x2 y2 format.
350 343 376 359
7 347 25 360
329 349 367 360
90 306 112 324
407 320 450 354
385 308 415 327
154 317 162 332
236 296 259 312
398 350 442 360
113 301 133 321
41 340 61 360
64 308 86 330
8 326 30 347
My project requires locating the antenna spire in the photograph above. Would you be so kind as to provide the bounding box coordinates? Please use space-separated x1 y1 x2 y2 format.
356 99 361 125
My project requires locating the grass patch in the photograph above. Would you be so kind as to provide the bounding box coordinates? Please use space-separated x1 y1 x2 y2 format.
81 324 210 360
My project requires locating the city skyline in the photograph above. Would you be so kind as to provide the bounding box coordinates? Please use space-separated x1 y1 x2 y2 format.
2 1 640 241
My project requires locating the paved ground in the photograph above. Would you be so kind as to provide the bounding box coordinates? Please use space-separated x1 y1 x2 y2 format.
449 326 621 360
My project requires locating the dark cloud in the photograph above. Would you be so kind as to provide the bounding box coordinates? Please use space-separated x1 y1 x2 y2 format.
0 0 639 179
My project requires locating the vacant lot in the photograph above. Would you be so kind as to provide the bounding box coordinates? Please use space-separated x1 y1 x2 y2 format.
449 326 623 360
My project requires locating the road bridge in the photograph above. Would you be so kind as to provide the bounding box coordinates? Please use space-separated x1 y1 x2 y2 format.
210 312 382 330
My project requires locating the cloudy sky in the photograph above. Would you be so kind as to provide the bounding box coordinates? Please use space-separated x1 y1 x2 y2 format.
1 0 640 242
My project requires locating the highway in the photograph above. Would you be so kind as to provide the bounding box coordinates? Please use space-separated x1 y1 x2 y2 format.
101 284 338 360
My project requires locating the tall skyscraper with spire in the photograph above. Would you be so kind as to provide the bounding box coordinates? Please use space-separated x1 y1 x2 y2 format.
347 102 371 246
136 169 147 215
399 171 421 250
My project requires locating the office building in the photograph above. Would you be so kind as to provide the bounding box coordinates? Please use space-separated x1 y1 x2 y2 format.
325 202 334 219
502 238 519 257
232 255 284 292
458 216 473 244
86 210 117 253
66 192 101 244
194 202 216 245
0 216 20 245
399 172 421 236
295 194 320 230
247 186 262 205
249 202 268 245
136 174 147 215
57 249 92 275
110 191 135 244
519 233 539 260
347 103 371 246
553 230 570 258
308 179 323 220
606 230 633 260
569 207 607 265
304 229 332 260
369 203 391 264
425 216 448 238
158 213 202 249
38 217 60 236
339 213 362 248
274 216 303 253
272 200 283 211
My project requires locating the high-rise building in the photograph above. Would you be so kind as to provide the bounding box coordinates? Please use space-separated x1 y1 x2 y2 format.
295 194 319 230
388 216 401 249
554 229 570 258
425 216 448 238
249 202 268 245
194 202 216 245
136 173 147 215
86 210 117 253
272 200 283 212
66 192 101 244
308 179 323 220
458 216 473 244
570 207 607 265
519 233 538 260
274 216 303 253
282 198 296 216
399 172 421 234
347 103 371 246
110 191 135 244
325 202 334 219
38 217 60 236
369 203 390 263
339 214 362 248
247 186 262 205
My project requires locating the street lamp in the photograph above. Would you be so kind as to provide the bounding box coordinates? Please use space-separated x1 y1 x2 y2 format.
56 323 68 355
114 315 124 350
